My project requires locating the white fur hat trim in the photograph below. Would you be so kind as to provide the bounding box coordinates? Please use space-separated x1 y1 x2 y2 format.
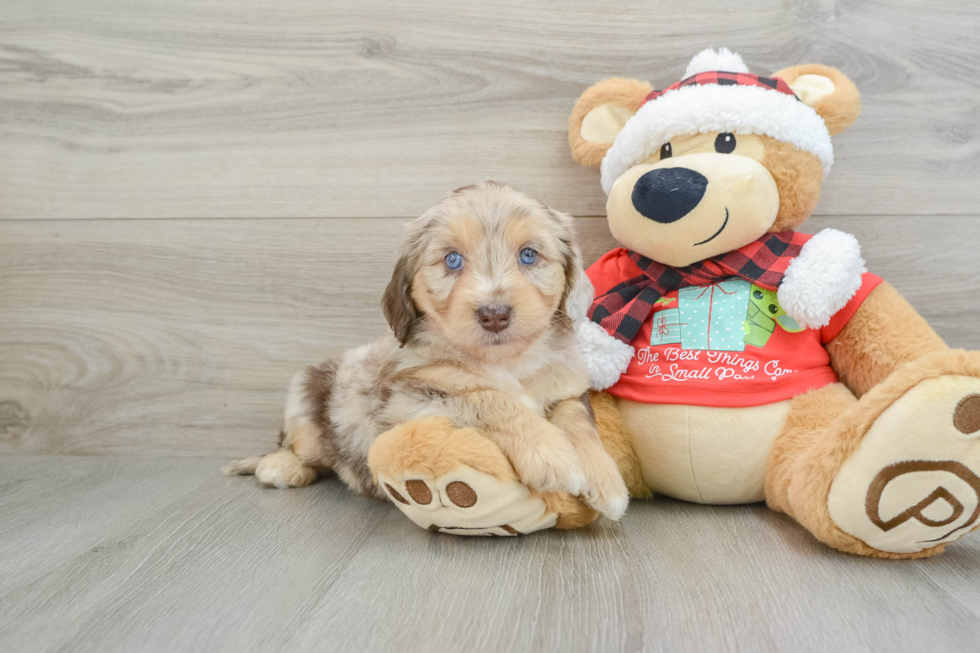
600 51 834 194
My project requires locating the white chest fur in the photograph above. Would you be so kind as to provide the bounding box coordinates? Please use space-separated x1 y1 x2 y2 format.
482 336 589 418
482 364 548 416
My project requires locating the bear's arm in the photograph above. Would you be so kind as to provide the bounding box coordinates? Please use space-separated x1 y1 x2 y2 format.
825 281 948 397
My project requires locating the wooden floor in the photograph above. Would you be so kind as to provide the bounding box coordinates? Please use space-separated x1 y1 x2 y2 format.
3 0 980 650
1 455 979 653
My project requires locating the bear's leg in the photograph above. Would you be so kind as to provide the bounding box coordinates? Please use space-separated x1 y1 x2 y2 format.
368 417 596 536
767 351 980 558
589 391 653 499
766 383 863 550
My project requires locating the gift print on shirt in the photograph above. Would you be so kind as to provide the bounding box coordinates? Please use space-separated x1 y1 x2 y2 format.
653 281 807 351
650 297 684 346
678 280 752 352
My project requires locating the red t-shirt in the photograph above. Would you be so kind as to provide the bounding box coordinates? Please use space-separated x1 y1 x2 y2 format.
587 248 883 407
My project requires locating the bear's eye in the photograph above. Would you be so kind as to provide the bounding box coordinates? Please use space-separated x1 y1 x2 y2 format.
660 142 672 159
753 290 764 300
768 304 778 315
715 133 736 154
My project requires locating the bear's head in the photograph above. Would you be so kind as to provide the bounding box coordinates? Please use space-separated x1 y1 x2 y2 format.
568 48 862 267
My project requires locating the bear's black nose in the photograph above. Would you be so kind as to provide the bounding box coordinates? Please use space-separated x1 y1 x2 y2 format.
631 167 708 224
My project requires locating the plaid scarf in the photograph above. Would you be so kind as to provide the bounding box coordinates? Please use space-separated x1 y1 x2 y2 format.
588 231 813 344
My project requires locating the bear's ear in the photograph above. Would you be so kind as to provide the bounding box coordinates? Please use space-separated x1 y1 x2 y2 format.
773 64 861 136
568 78 653 167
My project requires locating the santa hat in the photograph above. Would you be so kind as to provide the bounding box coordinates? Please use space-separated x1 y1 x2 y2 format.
599 48 835 195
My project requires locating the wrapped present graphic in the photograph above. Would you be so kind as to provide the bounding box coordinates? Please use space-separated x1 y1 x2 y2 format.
650 307 685 346
678 280 751 351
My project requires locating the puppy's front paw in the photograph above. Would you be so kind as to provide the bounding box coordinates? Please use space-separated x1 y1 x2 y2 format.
583 477 629 521
580 454 630 521
511 448 586 496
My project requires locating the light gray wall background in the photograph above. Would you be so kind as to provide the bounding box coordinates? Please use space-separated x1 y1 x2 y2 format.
2 0 978 458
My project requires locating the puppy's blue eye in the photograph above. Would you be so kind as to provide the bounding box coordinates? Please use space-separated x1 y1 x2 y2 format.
519 248 538 265
445 252 464 270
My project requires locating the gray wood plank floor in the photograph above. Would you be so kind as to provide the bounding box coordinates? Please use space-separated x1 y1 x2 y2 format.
2 455 979 653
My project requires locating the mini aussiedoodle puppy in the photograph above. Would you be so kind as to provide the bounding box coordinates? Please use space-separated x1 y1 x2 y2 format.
226 181 628 535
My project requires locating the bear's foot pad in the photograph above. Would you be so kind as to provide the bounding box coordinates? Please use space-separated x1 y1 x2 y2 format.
829 375 980 554
378 464 557 536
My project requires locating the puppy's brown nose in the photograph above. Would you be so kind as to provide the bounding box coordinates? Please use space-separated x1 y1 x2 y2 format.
477 305 512 333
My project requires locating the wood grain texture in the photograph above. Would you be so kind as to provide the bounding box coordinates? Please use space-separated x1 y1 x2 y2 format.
1 0 978 219
1 215 978 458
0 455 978 653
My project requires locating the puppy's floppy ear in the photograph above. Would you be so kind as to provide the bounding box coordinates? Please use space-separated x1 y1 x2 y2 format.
382 246 421 347
548 209 593 328
773 64 861 136
569 78 653 167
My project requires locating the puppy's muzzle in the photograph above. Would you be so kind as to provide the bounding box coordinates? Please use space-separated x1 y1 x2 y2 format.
477 305 512 333
631 167 708 224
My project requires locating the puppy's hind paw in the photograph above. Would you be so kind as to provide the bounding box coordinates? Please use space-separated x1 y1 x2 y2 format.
254 449 318 489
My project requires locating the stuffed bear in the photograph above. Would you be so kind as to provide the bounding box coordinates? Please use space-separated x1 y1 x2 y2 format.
370 48 980 557
566 48 980 558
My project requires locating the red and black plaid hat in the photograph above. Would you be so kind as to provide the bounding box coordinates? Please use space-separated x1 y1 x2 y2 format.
599 48 834 194
643 70 798 105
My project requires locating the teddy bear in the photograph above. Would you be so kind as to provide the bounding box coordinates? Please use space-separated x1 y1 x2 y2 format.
369 48 980 558
564 47 980 558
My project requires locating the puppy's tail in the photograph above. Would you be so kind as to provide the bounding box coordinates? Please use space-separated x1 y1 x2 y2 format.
222 456 262 476
223 425 287 476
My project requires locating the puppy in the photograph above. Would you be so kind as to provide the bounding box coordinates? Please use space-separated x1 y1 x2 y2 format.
225 181 628 519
